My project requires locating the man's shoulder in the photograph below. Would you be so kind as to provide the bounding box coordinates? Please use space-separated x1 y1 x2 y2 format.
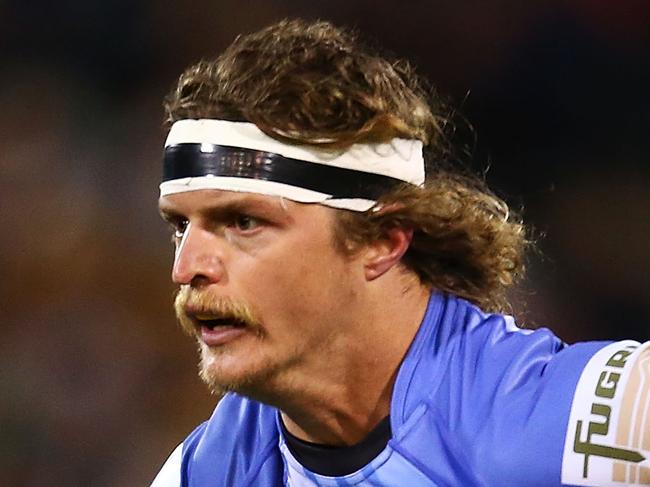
432 295 613 382
423 295 618 409
396 295 626 484
428 297 650 486
410 295 570 394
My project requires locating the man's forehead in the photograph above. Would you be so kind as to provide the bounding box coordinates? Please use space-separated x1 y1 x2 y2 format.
158 189 300 216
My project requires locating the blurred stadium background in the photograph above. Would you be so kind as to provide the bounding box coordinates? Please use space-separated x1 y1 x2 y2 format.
1 1 648 485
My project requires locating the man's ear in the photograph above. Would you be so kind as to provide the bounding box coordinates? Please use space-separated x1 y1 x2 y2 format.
364 226 413 280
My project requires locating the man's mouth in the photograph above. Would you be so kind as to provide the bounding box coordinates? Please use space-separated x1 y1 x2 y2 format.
192 314 248 330
189 312 251 347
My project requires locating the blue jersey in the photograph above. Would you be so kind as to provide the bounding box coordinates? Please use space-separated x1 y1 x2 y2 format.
152 293 650 486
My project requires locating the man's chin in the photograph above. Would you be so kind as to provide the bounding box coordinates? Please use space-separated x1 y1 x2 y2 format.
197 346 274 397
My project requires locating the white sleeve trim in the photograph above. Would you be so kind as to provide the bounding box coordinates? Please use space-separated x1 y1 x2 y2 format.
150 442 183 487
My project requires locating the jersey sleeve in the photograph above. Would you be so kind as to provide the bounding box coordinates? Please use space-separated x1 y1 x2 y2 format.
150 443 182 487
464 335 650 487
561 340 650 486
420 300 649 487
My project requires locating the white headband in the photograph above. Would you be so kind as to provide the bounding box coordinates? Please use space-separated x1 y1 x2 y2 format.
160 119 425 211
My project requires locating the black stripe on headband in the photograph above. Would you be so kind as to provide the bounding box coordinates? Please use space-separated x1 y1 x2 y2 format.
163 143 406 200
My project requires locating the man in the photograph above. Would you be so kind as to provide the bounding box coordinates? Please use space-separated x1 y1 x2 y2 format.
152 19 649 486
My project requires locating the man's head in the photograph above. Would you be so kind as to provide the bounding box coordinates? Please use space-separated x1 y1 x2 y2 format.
164 19 441 149
159 19 527 396
161 189 401 397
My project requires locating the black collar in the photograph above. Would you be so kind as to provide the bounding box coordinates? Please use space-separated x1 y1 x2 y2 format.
279 416 392 476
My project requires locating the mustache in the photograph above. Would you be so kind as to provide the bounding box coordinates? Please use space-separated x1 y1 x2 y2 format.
174 286 261 335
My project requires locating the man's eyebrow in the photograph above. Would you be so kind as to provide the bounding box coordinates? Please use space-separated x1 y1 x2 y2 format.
158 197 290 222
201 199 287 220
158 207 184 222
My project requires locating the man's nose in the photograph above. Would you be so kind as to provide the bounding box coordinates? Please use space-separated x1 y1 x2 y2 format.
172 223 226 286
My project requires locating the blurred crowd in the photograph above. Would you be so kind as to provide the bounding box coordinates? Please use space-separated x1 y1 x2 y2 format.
1 1 648 485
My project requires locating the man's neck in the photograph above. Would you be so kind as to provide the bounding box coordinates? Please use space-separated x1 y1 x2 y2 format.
267 274 431 446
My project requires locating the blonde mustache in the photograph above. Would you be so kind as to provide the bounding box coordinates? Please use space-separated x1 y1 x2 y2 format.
174 286 261 337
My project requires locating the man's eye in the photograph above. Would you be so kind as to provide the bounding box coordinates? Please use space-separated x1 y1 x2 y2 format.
232 215 261 232
171 219 188 241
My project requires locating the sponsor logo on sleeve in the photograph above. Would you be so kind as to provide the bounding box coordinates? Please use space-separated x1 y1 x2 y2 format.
562 341 650 486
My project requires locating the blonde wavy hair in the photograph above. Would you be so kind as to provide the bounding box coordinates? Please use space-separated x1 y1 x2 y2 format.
164 19 529 313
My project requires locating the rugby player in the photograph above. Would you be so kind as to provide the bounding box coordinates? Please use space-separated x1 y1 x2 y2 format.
152 19 649 486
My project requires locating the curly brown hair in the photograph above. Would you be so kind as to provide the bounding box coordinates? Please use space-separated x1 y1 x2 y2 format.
164 18 529 313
